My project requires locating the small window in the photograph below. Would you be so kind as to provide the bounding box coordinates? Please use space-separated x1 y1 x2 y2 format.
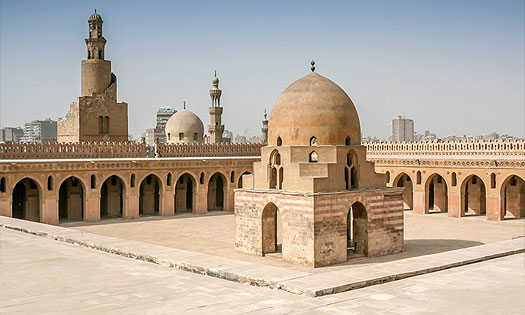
167 173 172 186
98 50 102 59
0 177 5 193
167 133 171 141
385 171 390 184
200 172 204 185
130 174 136 187
490 173 496 189
275 153 281 165
193 132 198 140
309 151 318 163
47 176 53 191
417 171 422 185
309 136 318 146
277 137 282 146
345 136 351 146
179 133 184 141
91 175 96 189
451 172 457 186
230 171 235 183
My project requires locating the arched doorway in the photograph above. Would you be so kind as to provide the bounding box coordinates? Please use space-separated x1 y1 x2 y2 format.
175 173 195 212
100 175 125 219
393 173 413 210
237 171 252 188
501 175 525 219
261 202 282 255
139 174 161 216
12 178 40 222
347 201 367 257
425 174 448 213
58 176 84 222
461 175 486 216
208 172 226 211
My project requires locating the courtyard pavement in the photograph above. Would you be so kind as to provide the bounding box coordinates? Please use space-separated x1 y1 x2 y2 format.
1 227 524 314
69 211 525 273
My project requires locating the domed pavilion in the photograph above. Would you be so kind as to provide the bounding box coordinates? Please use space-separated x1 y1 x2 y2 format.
165 107 204 144
235 65 405 267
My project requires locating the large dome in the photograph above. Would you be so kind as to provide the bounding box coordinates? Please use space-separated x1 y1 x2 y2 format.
165 109 204 144
268 72 361 146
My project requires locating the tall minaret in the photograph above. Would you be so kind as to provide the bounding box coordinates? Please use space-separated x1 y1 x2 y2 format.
81 11 112 97
208 71 224 143
261 110 268 145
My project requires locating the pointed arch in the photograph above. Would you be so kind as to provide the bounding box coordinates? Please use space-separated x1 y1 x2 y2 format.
175 173 196 212
208 172 227 211
100 175 126 219
12 177 42 222
58 176 86 222
261 202 281 255
139 174 161 216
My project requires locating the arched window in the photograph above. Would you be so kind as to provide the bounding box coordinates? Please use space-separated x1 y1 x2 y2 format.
98 50 102 59
167 133 171 141
451 172 457 187
345 136 351 146
179 133 184 140
270 167 277 189
276 137 282 146
47 176 53 191
103 116 110 134
0 177 5 193
385 171 390 184
200 172 205 185
193 132 198 140
417 171 422 185
91 174 96 189
167 173 172 186
490 173 496 189
130 174 136 187
309 136 318 146
230 171 235 183
309 151 318 163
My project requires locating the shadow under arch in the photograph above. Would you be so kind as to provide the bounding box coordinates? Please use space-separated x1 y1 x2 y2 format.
12 177 42 222
100 175 126 219
261 202 282 255
58 176 87 222
424 173 448 213
175 172 196 213
460 174 487 216
393 172 413 210
139 174 162 216
208 172 227 211
346 201 368 257
500 174 525 219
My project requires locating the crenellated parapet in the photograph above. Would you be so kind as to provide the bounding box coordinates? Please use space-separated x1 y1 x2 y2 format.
364 140 525 159
156 142 263 157
0 141 146 159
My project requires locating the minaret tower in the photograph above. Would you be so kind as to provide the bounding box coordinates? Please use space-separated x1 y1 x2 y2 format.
208 71 224 143
261 110 268 145
81 11 112 97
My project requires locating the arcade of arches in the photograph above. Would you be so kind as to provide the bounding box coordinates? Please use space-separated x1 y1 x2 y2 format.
380 167 525 221
0 158 256 225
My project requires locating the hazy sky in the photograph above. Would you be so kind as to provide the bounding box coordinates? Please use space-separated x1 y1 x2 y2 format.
1 0 524 139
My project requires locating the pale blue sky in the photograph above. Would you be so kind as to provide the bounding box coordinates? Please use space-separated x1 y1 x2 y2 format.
1 0 524 139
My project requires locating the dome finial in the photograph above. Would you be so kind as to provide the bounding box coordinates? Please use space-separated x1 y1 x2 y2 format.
310 60 315 72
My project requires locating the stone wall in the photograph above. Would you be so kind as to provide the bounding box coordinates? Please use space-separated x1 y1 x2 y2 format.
0 142 146 159
235 187 404 267
156 142 263 157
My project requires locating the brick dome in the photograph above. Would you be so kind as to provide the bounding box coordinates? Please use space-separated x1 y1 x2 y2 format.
268 72 361 146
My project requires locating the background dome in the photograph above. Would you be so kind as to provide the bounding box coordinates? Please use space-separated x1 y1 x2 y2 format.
268 72 361 146
89 12 102 21
165 109 204 144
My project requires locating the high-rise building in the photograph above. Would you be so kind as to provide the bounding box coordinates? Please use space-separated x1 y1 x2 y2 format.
145 107 177 146
0 127 24 143
20 119 57 143
392 116 414 142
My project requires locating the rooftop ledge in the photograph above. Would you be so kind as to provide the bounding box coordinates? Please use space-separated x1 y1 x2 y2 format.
0 156 262 164
234 186 404 197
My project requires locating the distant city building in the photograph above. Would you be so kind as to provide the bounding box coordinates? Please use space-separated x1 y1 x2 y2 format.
145 107 177 146
20 119 57 143
222 130 233 143
234 135 247 143
0 127 24 143
414 130 437 142
392 116 414 142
